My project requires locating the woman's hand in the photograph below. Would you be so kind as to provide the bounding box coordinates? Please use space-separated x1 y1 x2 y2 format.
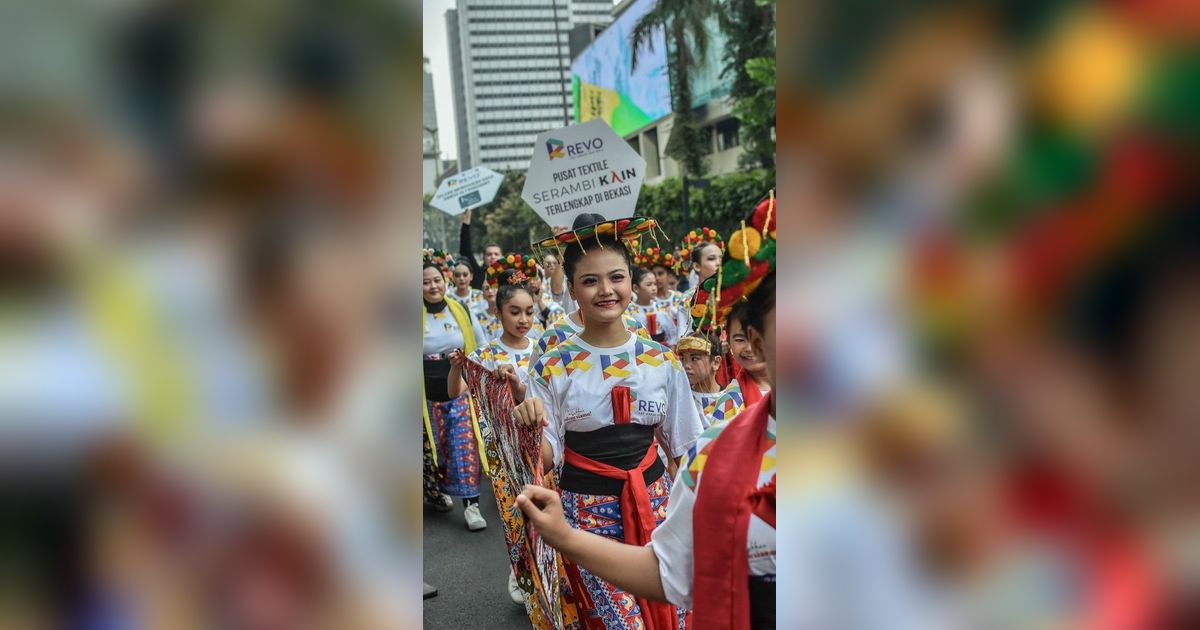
448 349 466 369
514 397 547 428
516 485 573 549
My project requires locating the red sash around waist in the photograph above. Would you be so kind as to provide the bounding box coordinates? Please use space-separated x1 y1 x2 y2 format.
563 442 677 630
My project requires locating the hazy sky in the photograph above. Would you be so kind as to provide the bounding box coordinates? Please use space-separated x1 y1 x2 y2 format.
422 1 619 161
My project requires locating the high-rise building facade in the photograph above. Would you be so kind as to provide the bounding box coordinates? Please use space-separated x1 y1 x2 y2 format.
445 8 473 172
422 57 442 195
449 0 613 172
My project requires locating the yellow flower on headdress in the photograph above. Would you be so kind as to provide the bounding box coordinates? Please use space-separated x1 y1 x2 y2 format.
728 227 762 261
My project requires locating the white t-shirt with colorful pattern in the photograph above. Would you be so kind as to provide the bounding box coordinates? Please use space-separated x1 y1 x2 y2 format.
627 300 680 346
527 332 704 468
530 309 650 366
690 379 745 429
658 289 692 339
424 306 486 355
650 414 777 609
448 287 488 317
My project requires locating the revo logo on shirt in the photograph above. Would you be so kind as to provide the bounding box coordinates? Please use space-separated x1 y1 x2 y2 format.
635 398 667 417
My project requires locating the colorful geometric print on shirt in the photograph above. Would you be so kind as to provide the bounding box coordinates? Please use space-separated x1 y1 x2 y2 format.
538 299 567 329
529 311 650 366
682 414 777 574
470 338 532 373
529 333 702 467
658 289 691 340
473 310 503 344
707 379 745 426
424 309 466 355
449 287 488 316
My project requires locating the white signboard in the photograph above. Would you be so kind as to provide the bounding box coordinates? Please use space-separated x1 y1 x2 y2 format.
522 119 646 229
431 167 503 215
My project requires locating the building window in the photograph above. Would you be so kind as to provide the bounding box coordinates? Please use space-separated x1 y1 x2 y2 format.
644 128 661 178
700 125 715 155
716 118 741 152
627 135 640 154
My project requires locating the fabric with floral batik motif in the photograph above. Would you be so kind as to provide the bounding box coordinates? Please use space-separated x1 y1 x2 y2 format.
427 394 481 498
462 359 567 630
560 476 688 630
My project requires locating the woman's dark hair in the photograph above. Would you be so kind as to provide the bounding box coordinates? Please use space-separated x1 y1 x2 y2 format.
452 257 472 271
495 268 535 310
422 262 441 273
691 241 720 266
562 212 635 284
631 266 652 286
727 271 776 337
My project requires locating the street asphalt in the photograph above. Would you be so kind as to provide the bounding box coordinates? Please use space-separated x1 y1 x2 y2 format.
423 487 532 629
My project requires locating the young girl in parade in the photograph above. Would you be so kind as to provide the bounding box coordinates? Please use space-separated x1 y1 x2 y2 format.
445 267 538 607
515 213 703 630
628 266 680 346
449 258 489 316
474 254 536 343
422 257 489 530
727 308 772 409
518 198 777 630
677 333 744 429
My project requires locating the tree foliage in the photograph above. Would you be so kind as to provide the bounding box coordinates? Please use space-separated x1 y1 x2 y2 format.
630 0 719 178
721 0 776 171
634 169 775 244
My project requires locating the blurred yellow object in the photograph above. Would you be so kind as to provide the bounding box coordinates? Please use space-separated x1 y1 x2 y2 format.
864 381 970 459
73 245 196 446
1034 7 1145 133
728 227 762 261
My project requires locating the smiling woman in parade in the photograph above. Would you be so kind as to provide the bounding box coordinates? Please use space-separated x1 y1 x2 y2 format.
422 254 490 530
517 197 777 630
514 212 703 630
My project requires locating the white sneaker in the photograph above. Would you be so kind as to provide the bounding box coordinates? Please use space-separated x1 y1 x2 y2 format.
507 570 526 605
464 503 487 531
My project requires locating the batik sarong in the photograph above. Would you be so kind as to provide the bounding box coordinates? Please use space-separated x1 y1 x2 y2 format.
463 359 570 630
559 476 689 630
427 394 481 498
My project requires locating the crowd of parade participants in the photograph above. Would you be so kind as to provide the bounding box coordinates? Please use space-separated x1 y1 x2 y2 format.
422 200 778 629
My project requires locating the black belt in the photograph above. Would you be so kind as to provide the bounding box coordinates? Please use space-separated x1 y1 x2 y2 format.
560 424 665 495
749 575 775 630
